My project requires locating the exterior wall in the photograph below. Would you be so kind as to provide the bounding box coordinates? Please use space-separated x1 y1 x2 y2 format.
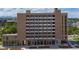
17 13 26 45
54 12 63 41
62 13 68 41
52 12 67 44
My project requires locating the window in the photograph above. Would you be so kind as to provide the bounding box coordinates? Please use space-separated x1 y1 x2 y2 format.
52 40 55 44
48 15 51 17
52 29 55 31
35 36 38 37
40 41 43 45
52 25 55 27
26 32 34 34
49 41 52 45
26 36 34 38
48 36 51 37
44 40 47 45
52 19 55 20
6 36 8 40
37 40 40 45
34 41 37 45
14 36 17 39
3 36 5 40
47 32 51 34
52 15 55 17
61 40 67 44
52 32 55 34
30 15 34 17
26 15 29 17
52 22 55 24
52 36 55 37
35 33 39 34
26 29 34 31
28 40 31 46
65 16 67 19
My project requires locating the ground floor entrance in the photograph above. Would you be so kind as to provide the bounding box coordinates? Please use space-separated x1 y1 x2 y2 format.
3 39 68 48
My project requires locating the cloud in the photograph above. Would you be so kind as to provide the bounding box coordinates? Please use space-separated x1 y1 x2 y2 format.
5 8 17 12
61 8 79 18
0 8 4 11
0 8 78 18
68 12 79 18
31 8 53 13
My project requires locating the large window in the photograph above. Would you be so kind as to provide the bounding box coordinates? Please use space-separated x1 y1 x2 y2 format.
52 15 55 17
6 36 8 40
52 40 55 44
28 40 31 46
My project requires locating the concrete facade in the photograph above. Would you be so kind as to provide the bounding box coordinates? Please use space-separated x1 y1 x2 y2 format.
16 8 68 48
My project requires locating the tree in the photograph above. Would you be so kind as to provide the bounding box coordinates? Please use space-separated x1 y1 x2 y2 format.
3 22 17 34
68 26 79 35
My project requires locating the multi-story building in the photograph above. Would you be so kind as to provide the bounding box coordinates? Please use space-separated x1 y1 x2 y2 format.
2 34 17 46
16 8 68 48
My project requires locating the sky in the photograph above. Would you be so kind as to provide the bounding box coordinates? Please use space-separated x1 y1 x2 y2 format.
0 8 79 18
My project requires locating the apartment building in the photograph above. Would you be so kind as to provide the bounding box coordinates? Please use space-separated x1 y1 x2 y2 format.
16 8 68 48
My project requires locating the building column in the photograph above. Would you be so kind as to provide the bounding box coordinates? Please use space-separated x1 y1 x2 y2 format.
57 40 61 46
26 40 28 46
43 40 44 45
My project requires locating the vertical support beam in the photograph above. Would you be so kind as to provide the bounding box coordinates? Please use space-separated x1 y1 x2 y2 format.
57 40 61 46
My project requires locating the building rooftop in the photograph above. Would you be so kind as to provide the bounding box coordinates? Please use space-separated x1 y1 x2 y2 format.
3 33 17 36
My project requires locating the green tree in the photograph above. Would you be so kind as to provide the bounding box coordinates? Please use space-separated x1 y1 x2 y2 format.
68 27 79 35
